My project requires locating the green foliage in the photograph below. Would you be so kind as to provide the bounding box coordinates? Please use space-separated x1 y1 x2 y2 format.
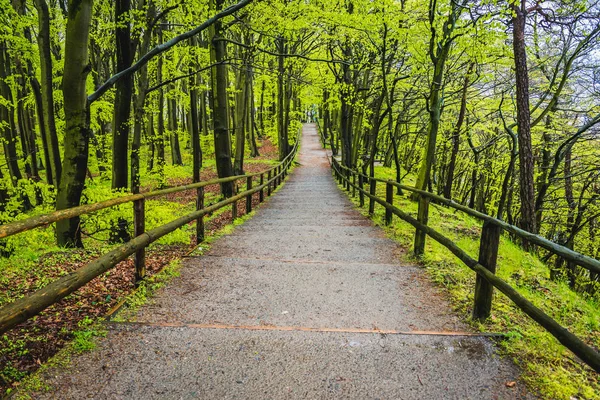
72 317 106 353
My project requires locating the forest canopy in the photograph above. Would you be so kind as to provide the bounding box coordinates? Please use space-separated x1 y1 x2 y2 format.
0 0 598 286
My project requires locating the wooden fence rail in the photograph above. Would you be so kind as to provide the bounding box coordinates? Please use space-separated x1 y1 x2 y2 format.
0 141 298 335
334 161 600 276
331 157 600 373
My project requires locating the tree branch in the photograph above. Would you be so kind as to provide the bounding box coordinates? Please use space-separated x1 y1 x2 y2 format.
87 0 254 104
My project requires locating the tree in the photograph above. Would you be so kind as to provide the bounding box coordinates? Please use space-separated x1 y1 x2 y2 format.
56 0 94 247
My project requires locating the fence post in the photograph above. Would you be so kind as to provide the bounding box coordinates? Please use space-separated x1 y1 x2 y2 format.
369 178 376 216
345 170 350 191
267 170 272 196
413 196 429 256
358 174 364 207
133 198 145 285
473 221 502 320
352 172 356 197
232 183 238 220
385 182 393 225
246 176 252 214
259 173 264 203
196 187 205 244
279 165 283 186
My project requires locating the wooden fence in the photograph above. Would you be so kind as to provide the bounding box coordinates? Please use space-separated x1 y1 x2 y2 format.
331 157 600 373
0 141 298 335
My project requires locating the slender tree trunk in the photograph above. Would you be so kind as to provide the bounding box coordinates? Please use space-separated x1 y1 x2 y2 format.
414 1 464 196
147 113 155 171
190 49 203 183
209 0 233 197
200 84 209 136
534 114 553 231
259 79 265 137
276 36 288 160
112 0 134 190
340 42 354 168
0 44 32 211
33 0 61 187
155 29 166 186
444 63 473 199
56 0 94 248
233 54 247 174
497 130 517 220
512 1 536 241
414 52 446 194
131 1 156 194
248 71 259 157
169 96 183 165
563 147 576 288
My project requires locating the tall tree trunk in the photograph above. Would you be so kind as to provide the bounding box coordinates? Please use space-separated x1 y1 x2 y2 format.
112 0 134 190
340 41 354 168
33 0 62 187
131 1 156 193
56 0 94 248
276 36 288 160
200 84 209 136
512 1 536 242
414 1 464 196
497 129 517 220
168 96 183 165
209 0 233 197
147 113 155 171
259 79 265 137
155 29 166 186
563 147 576 288
534 114 553 231
248 74 259 157
444 62 473 199
0 44 32 211
233 58 247 175
190 47 203 183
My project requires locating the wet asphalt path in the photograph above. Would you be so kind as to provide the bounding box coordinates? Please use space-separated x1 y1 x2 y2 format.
33 124 530 399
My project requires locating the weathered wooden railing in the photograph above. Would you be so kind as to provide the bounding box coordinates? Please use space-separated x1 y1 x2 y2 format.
331 157 600 373
0 141 298 335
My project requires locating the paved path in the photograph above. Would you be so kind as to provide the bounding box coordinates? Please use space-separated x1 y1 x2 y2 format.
35 124 530 399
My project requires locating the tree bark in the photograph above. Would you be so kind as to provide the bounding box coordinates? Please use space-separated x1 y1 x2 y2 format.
276 36 289 161
209 0 234 197
168 96 183 165
33 0 62 187
512 1 537 241
112 0 134 190
444 62 473 199
55 0 94 248
131 1 156 194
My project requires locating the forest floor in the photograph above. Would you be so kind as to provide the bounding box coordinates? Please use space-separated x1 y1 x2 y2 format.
16 124 529 399
0 138 279 397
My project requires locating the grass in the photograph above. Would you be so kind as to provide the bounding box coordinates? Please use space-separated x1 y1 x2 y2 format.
338 164 600 400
